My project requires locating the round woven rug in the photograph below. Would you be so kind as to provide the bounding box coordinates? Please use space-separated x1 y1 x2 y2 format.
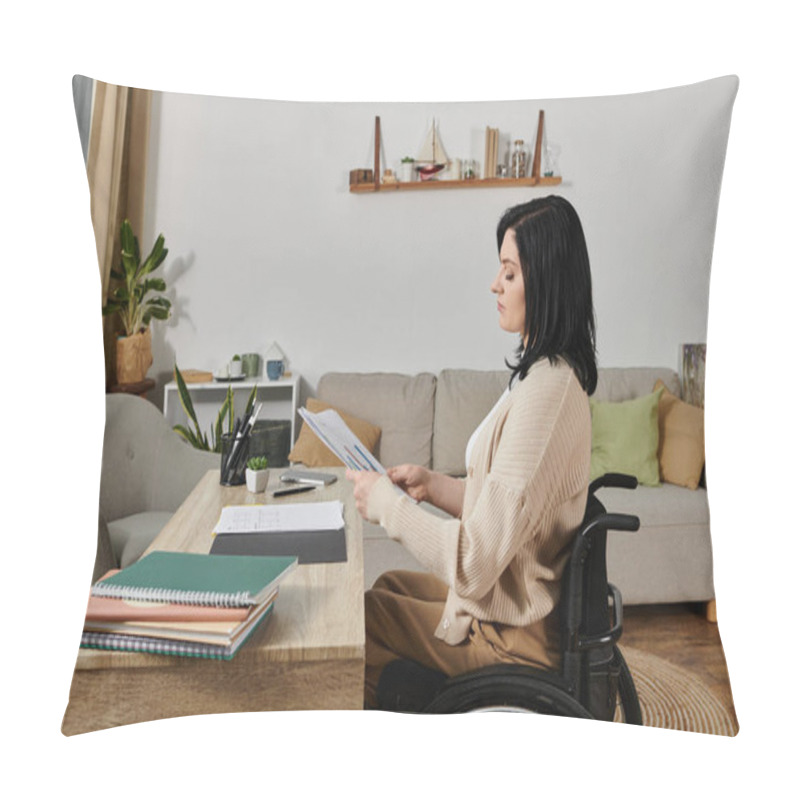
619 646 738 736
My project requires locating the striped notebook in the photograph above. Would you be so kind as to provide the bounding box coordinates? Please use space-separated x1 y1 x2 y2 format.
80 601 275 660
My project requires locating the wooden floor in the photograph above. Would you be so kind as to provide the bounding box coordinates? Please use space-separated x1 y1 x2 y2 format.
620 602 738 727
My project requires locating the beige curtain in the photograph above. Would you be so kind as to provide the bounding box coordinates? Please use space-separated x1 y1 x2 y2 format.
86 81 152 387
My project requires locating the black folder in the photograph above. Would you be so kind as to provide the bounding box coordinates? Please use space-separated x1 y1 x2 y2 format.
209 527 346 564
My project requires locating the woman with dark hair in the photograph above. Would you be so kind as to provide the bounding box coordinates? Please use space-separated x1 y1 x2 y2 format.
348 195 597 709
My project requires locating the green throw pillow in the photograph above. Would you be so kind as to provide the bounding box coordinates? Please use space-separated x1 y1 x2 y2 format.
590 388 663 487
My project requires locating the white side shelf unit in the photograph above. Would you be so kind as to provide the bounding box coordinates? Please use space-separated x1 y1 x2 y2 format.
163 373 301 444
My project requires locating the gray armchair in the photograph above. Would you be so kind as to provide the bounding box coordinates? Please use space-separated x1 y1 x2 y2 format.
98 394 219 569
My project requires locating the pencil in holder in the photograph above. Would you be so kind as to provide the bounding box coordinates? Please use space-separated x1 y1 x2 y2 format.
220 432 248 486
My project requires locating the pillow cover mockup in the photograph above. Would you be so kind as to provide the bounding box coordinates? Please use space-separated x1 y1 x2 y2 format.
67 74 738 737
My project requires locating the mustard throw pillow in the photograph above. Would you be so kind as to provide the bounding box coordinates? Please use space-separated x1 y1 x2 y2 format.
288 397 381 468
653 379 705 489
590 389 663 487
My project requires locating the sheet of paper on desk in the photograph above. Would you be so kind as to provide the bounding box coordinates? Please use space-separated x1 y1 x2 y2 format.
214 500 345 535
298 407 385 472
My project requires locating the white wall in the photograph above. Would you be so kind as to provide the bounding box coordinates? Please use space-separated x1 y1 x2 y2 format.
144 77 736 402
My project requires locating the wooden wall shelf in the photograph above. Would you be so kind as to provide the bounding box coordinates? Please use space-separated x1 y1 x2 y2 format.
350 176 562 193
351 111 562 195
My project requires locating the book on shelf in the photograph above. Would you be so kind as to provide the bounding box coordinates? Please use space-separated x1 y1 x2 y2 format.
484 126 499 178
91 551 297 607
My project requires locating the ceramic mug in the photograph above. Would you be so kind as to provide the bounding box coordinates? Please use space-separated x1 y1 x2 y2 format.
266 359 284 381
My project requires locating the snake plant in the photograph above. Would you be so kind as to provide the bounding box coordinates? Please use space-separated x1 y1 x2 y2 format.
172 364 258 452
102 219 172 337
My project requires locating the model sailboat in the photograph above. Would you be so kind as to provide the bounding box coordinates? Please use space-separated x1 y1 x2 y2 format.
416 119 449 180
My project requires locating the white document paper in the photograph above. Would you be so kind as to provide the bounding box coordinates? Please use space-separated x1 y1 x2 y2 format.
297 407 385 472
213 500 345 535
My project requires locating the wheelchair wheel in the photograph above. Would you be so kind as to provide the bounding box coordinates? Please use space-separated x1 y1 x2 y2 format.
423 669 594 718
615 648 642 724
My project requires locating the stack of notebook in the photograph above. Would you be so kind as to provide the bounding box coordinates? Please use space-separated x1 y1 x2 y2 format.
81 551 297 660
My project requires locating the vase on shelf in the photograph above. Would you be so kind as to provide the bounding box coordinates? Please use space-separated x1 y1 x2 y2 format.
511 139 527 179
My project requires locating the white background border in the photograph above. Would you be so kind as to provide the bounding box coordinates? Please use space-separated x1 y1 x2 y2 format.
3 1 795 796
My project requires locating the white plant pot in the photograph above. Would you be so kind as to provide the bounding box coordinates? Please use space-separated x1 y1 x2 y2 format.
246 468 269 493
399 162 415 182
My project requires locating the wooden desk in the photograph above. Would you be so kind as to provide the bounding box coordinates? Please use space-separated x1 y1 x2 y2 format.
62 468 365 735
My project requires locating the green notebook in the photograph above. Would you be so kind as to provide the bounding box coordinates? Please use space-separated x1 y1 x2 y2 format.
91 551 297 607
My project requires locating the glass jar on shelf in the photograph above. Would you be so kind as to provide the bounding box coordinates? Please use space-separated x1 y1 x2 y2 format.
510 139 527 179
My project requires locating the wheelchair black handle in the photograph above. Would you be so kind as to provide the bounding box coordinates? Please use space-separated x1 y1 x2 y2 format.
580 512 640 539
589 473 638 494
602 513 640 532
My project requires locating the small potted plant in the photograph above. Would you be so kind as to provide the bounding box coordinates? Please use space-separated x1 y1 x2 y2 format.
399 156 415 182
245 455 269 493
229 354 243 378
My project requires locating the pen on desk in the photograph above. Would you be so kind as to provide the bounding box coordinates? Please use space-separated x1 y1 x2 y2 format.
272 484 316 498
221 417 240 482
242 403 262 439
221 417 240 481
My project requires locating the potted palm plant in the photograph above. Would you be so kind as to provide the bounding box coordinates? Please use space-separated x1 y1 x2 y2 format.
102 219 172 384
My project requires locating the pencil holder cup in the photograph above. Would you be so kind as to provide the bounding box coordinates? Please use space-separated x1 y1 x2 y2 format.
220 433 248 486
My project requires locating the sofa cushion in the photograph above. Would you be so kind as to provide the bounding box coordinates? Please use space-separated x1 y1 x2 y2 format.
597 483 709 527
599 484 713 603
289 397 381 467
317 372 436 468
654 378 705 489
590 388 663 486
594 367 680 402
433 369 509 476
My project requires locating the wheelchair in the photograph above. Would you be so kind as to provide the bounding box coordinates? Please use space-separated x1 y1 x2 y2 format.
375 473 643 724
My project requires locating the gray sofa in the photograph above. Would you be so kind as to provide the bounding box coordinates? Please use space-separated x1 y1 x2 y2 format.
98 394 219 572
312 367 714 609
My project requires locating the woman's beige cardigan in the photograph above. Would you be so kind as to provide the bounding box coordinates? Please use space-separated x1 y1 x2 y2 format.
366 358 592 645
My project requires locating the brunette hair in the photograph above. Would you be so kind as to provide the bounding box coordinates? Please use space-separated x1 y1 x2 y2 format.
497 195 597 394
